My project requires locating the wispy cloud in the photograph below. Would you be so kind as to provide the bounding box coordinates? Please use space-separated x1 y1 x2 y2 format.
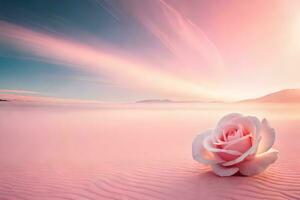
0 20 225 101
2 0 300 101
125 0 224 74
0 89 39 94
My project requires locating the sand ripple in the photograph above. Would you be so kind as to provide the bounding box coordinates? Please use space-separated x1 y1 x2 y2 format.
0 159 300 200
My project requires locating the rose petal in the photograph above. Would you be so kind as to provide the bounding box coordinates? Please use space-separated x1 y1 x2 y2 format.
214 135 251 161
257 119 275 154
231 116 261 140
211 164 239 177
238 149 278 176
192 130 223 164
222 136 262 166
219 124 239 141
213 134 249 146
223 135 252 154
247 116 261 142
216 152 240 161
203 135 243 156
213 114 242 140
227 128 242 141
216 113 243 127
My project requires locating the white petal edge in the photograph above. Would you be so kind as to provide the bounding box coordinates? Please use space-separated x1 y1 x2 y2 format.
238 149 278 176
192 130 223 164
211 164 239 177
222 136 262 166
257 119 276 154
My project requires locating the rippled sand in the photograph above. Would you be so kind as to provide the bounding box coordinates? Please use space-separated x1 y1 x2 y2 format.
0 103 299 200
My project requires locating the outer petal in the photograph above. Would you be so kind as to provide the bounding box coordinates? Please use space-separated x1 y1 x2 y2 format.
216 113 243 127
238 149 278 176
211 164 239 177
192 130 223 164
222 136 262 166
215 113 243 138
257 119 275 154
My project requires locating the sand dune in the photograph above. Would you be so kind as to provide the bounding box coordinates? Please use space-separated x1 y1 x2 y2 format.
241 89 300 103
0 103 299 199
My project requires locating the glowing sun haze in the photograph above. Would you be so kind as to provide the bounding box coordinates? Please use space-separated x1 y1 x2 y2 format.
0 0 299 102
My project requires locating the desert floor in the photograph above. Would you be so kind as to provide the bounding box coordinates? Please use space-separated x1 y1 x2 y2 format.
0 103 299 200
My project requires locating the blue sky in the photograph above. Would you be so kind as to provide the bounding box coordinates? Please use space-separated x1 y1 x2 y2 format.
0 0 154 101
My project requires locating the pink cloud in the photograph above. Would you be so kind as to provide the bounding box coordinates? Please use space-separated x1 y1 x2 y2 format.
0 93 103 105
115 0 300 99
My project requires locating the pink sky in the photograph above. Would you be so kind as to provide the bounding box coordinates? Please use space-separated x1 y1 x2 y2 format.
0 0 300 102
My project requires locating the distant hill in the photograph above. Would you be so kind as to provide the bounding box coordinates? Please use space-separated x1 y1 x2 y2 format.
136 99 174 103
240 89 300 103
137 89 300 104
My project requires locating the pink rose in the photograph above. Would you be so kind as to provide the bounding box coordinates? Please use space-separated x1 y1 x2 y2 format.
192 113 278 176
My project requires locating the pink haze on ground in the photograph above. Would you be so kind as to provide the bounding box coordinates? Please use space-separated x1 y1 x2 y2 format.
0 103 299 199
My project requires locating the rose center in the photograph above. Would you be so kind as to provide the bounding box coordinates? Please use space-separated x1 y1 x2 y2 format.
215 125 253 161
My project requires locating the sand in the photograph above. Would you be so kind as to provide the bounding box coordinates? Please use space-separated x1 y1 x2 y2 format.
0 103 299 200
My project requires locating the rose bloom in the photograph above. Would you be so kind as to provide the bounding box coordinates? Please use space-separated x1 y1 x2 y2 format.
192 113 278 176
